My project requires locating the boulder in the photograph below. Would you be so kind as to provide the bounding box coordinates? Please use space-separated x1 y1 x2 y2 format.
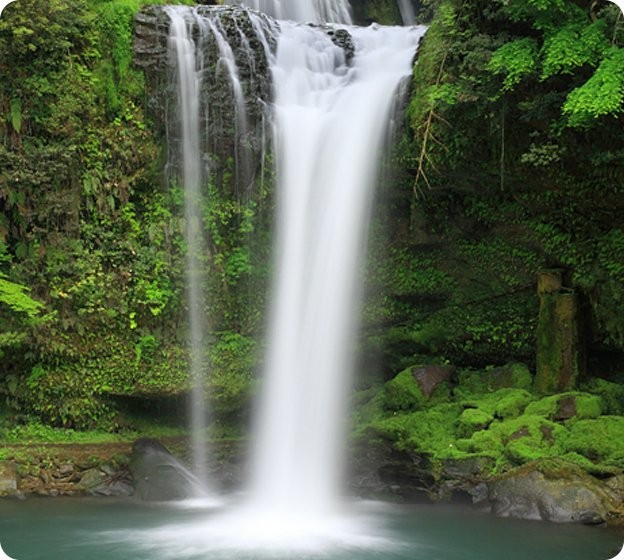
413 365 454 397
487 459 619 524
0 462 18 496
130 438 204 501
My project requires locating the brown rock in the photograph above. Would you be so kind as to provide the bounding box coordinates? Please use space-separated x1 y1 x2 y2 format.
412 365 454 398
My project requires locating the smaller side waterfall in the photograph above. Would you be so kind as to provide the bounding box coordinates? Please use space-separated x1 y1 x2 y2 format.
165 6 210 485
164 5 277 487
397 0 416 25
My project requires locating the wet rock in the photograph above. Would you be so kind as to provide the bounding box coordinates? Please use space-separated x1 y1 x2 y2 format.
326 28 355 62
130 438 204 501
0 462 18 496
442 456 494 480
487 459 618 524
412 365 454 398
133 5 276 196
78 468 106 492
349 441 436 499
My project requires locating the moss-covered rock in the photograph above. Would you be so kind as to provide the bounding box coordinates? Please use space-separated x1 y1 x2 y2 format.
458 414 565 465
525 392 603 421
382 365 451 412
457 408 493 438
454 363 532 398
561 416 624 470
581 379 624 415
459 388 533 420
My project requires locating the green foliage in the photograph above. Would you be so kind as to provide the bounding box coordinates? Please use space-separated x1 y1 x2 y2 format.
563 47 624 126
208 332 257 421
488 38 539 90
540 20 609 79
0 272 43 318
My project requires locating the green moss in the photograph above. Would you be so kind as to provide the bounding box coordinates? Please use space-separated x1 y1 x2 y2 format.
382 368 427 412
581 378 624 415
457 408 493 437
561 416 624 468
454 363 533 398
524 392 603 420
459 388 533 419
369 403 467 461
460 414 565 466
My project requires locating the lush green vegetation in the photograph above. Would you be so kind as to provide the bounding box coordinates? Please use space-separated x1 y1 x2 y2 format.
0 0 262 432
361 0 624 382
0 0 621 498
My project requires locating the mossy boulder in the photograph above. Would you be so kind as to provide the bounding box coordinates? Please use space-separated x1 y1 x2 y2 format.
382 365 452 411
457 408 493 437
560 416 624 470
454 363 532 399
459 388 533 420
458 414 565 465
487 459 620 524
581 379 624 415
525 392 602 421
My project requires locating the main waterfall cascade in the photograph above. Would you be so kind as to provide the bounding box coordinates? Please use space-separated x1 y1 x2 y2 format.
224 0 352 24
160 0 426 550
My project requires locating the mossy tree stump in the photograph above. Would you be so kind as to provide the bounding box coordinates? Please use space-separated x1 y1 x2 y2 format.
535 270 584 394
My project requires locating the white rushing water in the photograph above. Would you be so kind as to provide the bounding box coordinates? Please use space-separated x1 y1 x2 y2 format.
249 19 426 518
224 0 352 24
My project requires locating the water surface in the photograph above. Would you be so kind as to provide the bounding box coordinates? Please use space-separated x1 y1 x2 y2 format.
0 498 621 560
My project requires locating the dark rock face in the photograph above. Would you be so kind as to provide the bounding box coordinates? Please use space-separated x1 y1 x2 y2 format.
349 442 436 499
133 5 276 196
132 5 356 197
130 438 204 501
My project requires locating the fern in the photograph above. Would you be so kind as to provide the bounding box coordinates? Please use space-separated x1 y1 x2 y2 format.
563 47 624 126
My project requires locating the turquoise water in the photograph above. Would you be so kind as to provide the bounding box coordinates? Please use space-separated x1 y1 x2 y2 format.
0 498 621 560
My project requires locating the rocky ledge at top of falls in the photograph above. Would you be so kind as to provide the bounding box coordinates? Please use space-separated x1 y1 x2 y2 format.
133 5 356 194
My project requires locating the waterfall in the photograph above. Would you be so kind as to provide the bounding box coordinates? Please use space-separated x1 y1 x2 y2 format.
165 6 210 485
397 0 417 25
160 0 426 544
224 0 352 24
249 19 425 517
